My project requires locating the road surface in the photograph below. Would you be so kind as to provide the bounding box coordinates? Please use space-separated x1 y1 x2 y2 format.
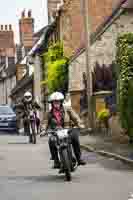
0 134 133 200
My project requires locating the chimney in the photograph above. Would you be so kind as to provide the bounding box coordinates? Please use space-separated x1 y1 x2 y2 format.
22 9 25 18
1 25 3 30
19 9 34 48
9 24 12 31
0 24 15 57
5 25 7 31
28 10 32 18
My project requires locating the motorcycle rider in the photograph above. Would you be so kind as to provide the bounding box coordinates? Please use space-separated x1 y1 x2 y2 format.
45 91 86 169
15 91 41 138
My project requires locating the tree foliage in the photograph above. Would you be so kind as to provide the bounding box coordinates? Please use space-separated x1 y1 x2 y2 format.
42 42 69 94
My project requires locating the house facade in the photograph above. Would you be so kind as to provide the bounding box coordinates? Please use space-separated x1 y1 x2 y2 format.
46 0 122 113
0 64 16 105
69 0 133 113
10 10 36 104
0 24 16 105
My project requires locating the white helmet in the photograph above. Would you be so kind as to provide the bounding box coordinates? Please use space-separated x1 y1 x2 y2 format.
48 92 64 103
24 91 32 103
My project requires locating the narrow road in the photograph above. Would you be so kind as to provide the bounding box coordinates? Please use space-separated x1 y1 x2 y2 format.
0 134 133 200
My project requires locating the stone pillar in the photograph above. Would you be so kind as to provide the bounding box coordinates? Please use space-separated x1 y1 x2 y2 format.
70 90 81 114
34 54 43 121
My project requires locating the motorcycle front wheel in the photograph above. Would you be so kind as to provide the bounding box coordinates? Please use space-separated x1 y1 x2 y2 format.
30 122 36 144
61 148 71 182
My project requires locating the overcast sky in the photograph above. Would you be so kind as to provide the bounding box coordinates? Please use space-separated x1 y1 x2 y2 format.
0 0 48 43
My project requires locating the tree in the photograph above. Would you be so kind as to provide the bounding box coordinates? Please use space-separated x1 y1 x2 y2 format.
42 42 69 94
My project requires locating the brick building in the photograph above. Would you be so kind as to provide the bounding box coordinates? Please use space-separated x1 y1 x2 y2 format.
57 0 121 57
11 10 51 106
19 10 34 53
47 0 122 112
0 24 16 105
68 0 133 114
15 10 35 82
0 24 15 58
48 0 122 56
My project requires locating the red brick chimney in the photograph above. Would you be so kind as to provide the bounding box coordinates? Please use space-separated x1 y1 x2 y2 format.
0 24 15 57
19 9 34 49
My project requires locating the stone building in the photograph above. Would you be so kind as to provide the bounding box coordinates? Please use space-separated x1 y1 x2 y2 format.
49 0 120 57
46 0 122 112
69 0 133 113
10 74 33 104
47 0 62 23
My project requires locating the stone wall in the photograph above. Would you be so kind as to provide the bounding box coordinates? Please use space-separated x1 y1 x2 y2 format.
59 0 119 57
60 0 83 57
90 11 133 69
68 10 133 112
69 11 133 93
69 52 86 92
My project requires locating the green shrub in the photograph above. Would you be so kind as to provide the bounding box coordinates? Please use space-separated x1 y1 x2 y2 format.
116 33 133 137
42 42 69 94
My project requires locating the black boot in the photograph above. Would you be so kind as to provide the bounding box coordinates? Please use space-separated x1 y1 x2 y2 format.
78 158 86 166
53 160 60 169
29 135 32 143
58 168 64 174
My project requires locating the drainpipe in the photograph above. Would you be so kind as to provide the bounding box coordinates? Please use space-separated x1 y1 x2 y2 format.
80 0 94 131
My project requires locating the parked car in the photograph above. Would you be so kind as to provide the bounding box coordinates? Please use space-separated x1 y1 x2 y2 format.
0 105 18 133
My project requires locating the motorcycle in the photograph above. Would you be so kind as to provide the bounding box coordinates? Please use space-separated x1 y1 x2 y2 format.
27 109 37 144
47 129 78 182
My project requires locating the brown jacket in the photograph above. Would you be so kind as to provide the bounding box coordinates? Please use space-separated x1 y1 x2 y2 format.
46 106 84 129
63 106 84 128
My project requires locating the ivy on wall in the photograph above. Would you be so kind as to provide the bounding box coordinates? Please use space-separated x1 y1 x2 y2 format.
116 33 133 137
42 42 69 94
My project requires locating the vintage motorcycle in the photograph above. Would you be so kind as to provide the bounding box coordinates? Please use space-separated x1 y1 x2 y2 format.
47 129 78 182
26 108 37 144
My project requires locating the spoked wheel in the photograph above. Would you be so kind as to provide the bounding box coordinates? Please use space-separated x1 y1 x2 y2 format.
32 132 36 144
29 134 33 143
29 122 37 144
61 149 72 182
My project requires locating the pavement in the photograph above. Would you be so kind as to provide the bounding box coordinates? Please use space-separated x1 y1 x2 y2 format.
80 133 133 163
0 134 133 200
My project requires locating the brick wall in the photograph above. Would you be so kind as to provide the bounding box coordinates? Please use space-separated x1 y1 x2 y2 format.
0 25 15 57
60 0 83 57
59 0 121 57
19 10 34 48
89 0 120 32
